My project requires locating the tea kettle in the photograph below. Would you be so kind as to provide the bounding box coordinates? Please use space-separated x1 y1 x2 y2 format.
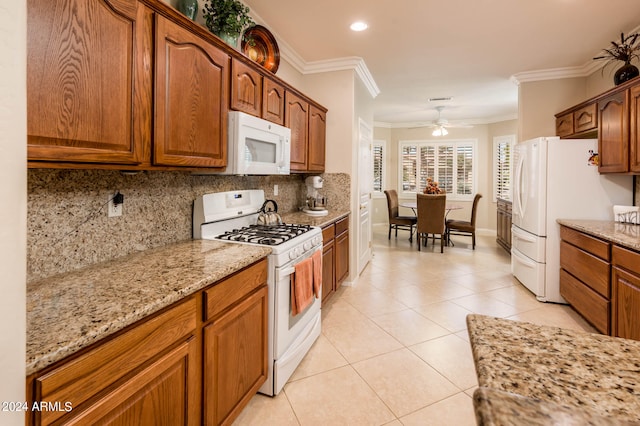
257 199 283 225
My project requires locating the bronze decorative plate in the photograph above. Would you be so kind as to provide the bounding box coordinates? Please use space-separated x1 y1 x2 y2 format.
242 25 280 73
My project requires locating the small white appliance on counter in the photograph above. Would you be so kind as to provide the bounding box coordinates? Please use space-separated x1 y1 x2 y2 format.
303 175 328 216
193 190 322 396
222 111 291 175
511 137 633 303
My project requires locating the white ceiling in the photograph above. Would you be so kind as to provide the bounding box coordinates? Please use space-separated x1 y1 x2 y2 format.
242 0 640 126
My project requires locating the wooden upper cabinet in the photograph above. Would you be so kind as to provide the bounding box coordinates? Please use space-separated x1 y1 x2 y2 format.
308 105 327 172
574 103 598 134
629 84 640 173
230 58 262 117
27 0 152 165
598 90 629 173
154 15 229 168
263 77 286 125
285 91 309 171
555 112 574 138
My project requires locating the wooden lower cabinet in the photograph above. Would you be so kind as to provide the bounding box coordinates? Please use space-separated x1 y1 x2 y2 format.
559 226 611 334
321 215 349 302
335 216 349 286
27 259 269 426
496 199 512 252
560 225 640 341
612 245 640 340
63 338 198 426
28 298 199 425
321 225 336 302
203 286 268 425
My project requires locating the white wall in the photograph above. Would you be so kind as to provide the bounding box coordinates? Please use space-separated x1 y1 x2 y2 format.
0 1 27 425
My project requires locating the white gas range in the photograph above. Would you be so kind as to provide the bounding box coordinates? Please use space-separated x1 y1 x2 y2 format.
193 190 322 396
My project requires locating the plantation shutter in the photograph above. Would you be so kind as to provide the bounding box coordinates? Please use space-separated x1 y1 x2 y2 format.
456 144 474 195
372 144 384 192
419 146 435 192
401 145 418 191
495 136 514 201
438 145 454 194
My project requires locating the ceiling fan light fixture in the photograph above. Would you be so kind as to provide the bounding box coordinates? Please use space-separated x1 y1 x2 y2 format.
432 126 448 137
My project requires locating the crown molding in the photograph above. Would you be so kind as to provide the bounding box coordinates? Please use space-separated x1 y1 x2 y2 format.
511 57 608 85
374 113 518 129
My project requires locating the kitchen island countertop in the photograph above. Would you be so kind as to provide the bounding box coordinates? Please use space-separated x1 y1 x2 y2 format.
27 239 271 375
556 219 640 251
467 314 640 423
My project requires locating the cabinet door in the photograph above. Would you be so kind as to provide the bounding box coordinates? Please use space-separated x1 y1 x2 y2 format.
555 112 573 138
285 91 309 171
598 91 629 173
27 0 151 165
308 105 327 172
612 267 640 340
574 103 597 134
263 77 285 125
231 58 262 117
155 15 229 167
322 239 336 302
335 229 349 287
203 286 268 425
629 84 640 172
63 338 199 426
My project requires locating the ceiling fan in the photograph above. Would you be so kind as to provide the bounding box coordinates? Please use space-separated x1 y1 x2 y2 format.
412 106 474 135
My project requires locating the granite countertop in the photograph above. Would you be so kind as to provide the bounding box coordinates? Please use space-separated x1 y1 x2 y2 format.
557 219 640 251
27 240 271 376
467 314 640 423
280 209 350 228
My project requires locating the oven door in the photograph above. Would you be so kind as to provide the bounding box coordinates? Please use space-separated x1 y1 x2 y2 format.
271 246 322 393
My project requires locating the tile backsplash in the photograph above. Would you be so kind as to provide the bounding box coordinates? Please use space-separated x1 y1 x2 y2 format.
28 170 350 281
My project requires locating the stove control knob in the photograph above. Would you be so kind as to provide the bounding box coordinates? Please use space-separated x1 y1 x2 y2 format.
304 242 312 251
289 251 296 260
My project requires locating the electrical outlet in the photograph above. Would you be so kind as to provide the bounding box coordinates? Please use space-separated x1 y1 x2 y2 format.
108 192 123 217
274 184 279 196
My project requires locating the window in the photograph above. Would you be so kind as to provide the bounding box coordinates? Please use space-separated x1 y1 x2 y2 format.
493 135 515 201
372 140 386 196
399 139 476 200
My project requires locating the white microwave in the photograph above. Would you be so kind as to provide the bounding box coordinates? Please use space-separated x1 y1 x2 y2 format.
223 111 291 175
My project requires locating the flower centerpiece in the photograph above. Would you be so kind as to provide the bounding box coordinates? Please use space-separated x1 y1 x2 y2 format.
593 32 640 85
202 0 254 47
423 177 445 194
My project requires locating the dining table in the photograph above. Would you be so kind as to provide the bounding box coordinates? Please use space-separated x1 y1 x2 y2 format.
400 201 463 246
400 202 463 216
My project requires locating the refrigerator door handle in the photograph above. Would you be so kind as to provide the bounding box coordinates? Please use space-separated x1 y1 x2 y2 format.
513 153 525 220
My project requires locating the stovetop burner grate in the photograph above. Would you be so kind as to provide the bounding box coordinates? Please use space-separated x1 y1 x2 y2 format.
216 223 314 246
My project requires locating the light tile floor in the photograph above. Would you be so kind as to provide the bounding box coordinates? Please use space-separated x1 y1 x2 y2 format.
233 225 596 426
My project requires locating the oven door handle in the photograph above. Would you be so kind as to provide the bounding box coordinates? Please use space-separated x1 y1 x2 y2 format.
278 267 296 281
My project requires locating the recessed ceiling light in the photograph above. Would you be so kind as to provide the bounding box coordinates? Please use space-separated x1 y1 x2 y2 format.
350 21 368 32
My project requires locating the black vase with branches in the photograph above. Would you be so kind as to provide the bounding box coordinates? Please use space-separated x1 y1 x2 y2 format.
594 32 640 85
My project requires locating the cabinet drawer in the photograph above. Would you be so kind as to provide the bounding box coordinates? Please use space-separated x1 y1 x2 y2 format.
322 223 335 244
574 103 597 133
612 245 640 276
560 226 610 261
336 216 349 235
35 298 197 425
556 112 574 137
560 241 610 298
204 258 268 322
560 269 609 334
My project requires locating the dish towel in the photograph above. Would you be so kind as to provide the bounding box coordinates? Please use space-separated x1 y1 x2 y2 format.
291 257 314 316
312 249 322 298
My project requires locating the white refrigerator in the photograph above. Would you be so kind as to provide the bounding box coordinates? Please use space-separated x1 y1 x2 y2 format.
511 136 633 303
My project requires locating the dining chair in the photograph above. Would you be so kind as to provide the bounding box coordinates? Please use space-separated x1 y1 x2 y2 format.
384 189 417 242
416 193 447 252
446 193 483 249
